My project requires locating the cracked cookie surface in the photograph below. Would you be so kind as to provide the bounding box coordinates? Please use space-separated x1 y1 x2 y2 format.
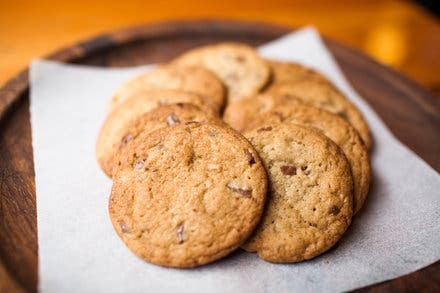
109 123 267 268
242 123 353 263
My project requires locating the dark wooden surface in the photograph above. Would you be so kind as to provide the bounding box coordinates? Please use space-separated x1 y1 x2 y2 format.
0 20 439 293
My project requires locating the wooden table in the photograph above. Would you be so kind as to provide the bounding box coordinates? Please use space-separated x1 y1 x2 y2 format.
1 0 440 97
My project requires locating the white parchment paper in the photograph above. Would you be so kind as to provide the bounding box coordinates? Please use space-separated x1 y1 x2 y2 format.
30 28 440 293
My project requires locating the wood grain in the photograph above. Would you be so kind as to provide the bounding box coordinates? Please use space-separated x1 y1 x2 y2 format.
0 20 438 292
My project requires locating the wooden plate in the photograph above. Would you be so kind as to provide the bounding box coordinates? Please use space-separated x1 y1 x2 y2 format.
0 20 439 292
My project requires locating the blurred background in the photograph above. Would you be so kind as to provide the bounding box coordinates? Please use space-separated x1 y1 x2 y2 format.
0 0 439 96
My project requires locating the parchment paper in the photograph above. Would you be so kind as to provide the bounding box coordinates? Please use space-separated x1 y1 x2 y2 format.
30 28 440 293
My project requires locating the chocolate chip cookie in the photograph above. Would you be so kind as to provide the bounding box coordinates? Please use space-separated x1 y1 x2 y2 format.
172 43 271 104
246 104 370 214
223 93 301 132
109 65 225 113
265 80 372 149
96 90 218 177
109 123 268 267
242 123 353 263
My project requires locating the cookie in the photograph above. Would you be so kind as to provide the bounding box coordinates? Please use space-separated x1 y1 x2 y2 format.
246 104 370 214
242 123 353 263
265 80 372 150
266 60 329 84
109 123 268 268
172 43 271 104
109 65 225 113
96 90 218 177
223 93 301 132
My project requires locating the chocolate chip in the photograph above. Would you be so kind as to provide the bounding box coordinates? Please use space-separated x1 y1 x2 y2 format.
301 165 310 175
119 221 130 233
176 103 184 107
226 183 252 198
119 133 134 149
176 224 185 244
257 126 272 132
280 165 297 175
245 149 255 165
329 206 340 215
166 113 181 125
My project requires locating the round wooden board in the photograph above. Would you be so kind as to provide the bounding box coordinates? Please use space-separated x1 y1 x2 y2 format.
0 20 439 292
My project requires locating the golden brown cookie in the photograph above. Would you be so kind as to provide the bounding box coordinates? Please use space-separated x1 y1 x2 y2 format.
172 43 271 104
246 104 370 214
109 65 225 113
266 60 329 84
96 90 218 177
223 93 301 132
242 123 353 263
109 123 268 268
265 80 372 150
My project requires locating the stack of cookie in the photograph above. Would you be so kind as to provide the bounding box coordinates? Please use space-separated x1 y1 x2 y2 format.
96 43 371 268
